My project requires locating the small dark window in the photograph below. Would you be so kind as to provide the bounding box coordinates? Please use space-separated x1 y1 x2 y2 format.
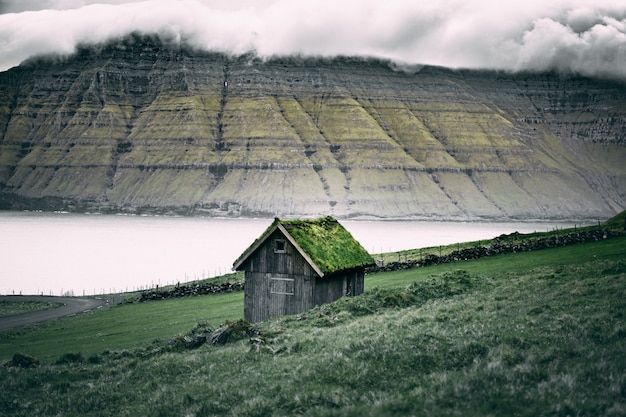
274 239 286 253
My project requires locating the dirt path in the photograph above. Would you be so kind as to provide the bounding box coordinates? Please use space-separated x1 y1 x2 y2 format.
0 296 108 331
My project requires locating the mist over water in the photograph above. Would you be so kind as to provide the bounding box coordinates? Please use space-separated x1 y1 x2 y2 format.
0 211 582 296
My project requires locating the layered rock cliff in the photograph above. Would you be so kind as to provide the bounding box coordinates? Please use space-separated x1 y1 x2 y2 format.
0 34 624 220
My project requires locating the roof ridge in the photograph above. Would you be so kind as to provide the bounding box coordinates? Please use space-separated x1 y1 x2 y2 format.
233 216 375 275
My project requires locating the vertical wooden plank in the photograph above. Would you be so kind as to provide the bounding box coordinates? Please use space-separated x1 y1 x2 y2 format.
355 270 364 296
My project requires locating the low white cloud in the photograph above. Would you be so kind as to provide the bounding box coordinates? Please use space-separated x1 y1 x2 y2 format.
0 0 625 80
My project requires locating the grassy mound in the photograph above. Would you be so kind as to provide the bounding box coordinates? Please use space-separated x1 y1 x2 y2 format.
1 254 624 416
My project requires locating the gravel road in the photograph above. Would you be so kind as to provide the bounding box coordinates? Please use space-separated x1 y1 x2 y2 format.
0 295 108 331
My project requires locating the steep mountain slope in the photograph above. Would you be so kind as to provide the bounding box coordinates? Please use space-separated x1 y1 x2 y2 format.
0 34 624 220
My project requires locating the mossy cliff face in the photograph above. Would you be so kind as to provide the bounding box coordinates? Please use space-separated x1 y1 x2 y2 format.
0 35 624 220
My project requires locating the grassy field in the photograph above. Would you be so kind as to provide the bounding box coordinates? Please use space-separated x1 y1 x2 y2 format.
0 292 243 363
0 300 61 318
373 221 615 265
0 234 624 416
370 234 626 288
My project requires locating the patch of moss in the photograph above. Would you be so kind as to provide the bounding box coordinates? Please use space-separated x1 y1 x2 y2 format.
281 216 375 274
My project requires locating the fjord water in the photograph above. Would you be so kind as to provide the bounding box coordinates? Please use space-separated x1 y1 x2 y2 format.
0 211 581 296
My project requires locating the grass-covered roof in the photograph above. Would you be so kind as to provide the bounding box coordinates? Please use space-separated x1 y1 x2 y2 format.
233 216 375 275
280 217 375 274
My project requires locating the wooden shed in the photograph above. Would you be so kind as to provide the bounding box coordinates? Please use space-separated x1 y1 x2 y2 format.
233 216 375 323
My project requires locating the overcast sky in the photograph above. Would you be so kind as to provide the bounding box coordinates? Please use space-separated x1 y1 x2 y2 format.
1 0 625 79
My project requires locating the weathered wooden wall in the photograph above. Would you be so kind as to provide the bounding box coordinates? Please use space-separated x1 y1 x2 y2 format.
353 271 365 296
314 275 344 306
315 270 365 305
243 230 317 322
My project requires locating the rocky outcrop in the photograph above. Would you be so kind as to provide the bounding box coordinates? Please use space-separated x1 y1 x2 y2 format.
10 352 40 368
0 34 624 220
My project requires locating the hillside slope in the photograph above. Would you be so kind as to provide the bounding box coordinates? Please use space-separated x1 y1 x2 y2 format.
0 34 624 219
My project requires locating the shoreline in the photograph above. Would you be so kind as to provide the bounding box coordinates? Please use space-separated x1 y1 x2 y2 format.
0 208 606 225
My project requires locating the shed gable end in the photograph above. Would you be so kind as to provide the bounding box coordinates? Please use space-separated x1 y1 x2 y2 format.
234 216 374 322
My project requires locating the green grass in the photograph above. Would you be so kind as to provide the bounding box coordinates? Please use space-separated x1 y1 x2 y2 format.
0 235 624 416
0 301 62 318
0 292 242 362
370 235 626 288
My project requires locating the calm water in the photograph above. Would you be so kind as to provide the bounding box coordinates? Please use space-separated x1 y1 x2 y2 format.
0 211 581 296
